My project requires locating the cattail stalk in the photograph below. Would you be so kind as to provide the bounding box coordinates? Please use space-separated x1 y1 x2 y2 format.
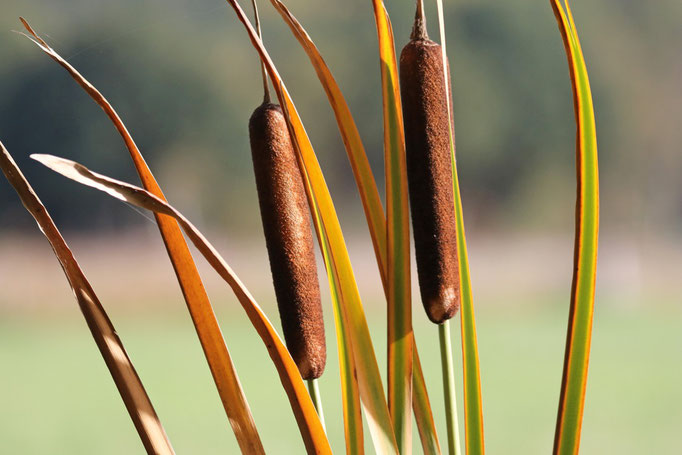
307 378 326 432
401 2 463 455
439 321 462 455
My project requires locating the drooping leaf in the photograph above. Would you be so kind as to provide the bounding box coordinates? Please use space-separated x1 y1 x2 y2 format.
17 18 265 454
32 153 333 455
549 2 599 454
222 1 399 453
0 142 174 455
433 1 485 453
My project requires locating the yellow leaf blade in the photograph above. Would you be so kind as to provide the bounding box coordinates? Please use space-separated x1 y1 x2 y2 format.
269 0 388 288
368 2 413 451
413 344 442 455
430 0 486 452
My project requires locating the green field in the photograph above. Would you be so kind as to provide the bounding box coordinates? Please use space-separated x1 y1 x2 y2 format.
1 302 680 454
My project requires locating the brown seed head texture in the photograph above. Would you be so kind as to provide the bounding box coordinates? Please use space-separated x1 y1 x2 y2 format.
400 38 461 324
249 102 326 379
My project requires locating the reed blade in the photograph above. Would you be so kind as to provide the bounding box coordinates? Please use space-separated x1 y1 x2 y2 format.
0 142 174 455
367 2 413 452
433 1 485 453
31 153 333 455
549 2 599 453
413 344 442 455
17 18 265 454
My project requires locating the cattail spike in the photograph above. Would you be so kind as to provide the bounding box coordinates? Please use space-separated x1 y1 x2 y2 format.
411 0 429 41
400 34 460 324
249 102 326 379
250 0 271 103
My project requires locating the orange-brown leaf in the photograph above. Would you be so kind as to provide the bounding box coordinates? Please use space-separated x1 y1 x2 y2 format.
18 18 264 454
0 142 174 455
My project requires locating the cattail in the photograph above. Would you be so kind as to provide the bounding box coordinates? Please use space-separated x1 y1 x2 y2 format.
249 101 326 379
400 1 460 324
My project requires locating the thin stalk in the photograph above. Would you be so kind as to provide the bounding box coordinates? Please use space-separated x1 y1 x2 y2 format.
250 0 270 103
439 320 462 455
307 378 326 432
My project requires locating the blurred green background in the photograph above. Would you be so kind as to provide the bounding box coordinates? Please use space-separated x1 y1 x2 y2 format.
0 0 680 453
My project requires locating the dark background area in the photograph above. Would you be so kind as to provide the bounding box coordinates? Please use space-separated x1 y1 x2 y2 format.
0 0 678 238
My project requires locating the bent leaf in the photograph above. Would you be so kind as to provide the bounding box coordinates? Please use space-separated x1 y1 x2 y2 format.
0 142 174 455
17 18 265 454
32 153 333 455
549 2 599 454
222 1 399 453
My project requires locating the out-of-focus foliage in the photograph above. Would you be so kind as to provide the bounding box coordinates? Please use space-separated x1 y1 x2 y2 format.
0 0 679 233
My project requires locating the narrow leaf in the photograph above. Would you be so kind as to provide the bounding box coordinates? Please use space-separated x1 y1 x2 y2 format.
0 142 174 455
367 2 413 451
222 1 399 452
413 347 442 455
32 153 333 455
434 1 486 453
281 92 365 455
17 18 265 454
549 2 599 454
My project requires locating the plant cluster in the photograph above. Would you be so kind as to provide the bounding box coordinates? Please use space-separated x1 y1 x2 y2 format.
0 0 598 454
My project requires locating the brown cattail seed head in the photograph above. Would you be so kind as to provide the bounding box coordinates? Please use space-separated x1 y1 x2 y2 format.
249 102 326 379
400 38 461 324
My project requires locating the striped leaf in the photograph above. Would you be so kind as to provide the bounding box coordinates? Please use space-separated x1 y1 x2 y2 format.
413 347 442 455
433 1 485 453
367 2 413 452
549 1 599 454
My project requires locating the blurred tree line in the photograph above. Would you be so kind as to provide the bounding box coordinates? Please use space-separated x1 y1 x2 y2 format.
0 0 679 237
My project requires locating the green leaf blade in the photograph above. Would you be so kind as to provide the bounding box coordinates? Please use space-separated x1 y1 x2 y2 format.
550 2 600 454
369 3 413 452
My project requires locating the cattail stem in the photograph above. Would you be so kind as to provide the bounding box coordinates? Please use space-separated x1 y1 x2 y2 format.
250 0 270 103
307 378 326 432
439 320 462 455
